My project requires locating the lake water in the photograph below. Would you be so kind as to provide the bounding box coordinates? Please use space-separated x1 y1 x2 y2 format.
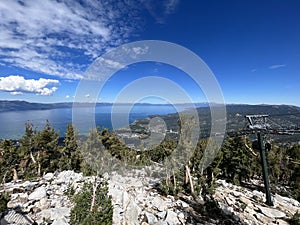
0 105 184 140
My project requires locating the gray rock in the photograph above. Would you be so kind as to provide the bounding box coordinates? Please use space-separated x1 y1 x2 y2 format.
177 211 185 223
276 194 300 207
255 212 273 224
164 209 180 225
52 218 70 225
124 199 141 225
2 210 34 225
37 207 71 222
7 193 28 209
145 212 158 224
157 211 167 220
239 196 251 205
21 180 37 191
219 202 234 216
152 196 168 212
258 206 286 218
54 170 83 184
274 219 290 225
43 172 54 181
252 190 264 198
122 190 130 208
225 196 235 206
232 191 242 197
28 186 47 201
154 221 168 225
176 199 189 208
110 189 123 206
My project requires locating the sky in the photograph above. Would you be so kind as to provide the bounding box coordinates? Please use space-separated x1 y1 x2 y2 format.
0 0 299 106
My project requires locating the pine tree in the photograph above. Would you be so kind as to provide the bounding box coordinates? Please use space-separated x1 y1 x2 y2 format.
0 140 19 182
220 136 256 185
60 124 81 171
80 128 116 175
287 144 300 201
70 176 113 225
18 121 38 179
34 120 60 176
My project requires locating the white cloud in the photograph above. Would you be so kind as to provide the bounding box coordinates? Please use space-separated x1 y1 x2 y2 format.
98 58 126 70
0 75 59 96
269 64 286 69
66 95 70 99
132 46 149 55
0 0 142 79
11 91 23 95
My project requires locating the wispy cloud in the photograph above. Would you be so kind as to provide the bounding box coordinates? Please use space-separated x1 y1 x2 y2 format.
98 58 126 70
0 0 141 79
0 75 59 95
269 64 286 69
142 0 180 24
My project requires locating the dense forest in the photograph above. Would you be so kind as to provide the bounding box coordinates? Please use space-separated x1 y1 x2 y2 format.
0 120 299 224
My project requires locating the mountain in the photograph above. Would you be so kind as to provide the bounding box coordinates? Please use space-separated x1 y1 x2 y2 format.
128 104 300 145
0 100 220 113
1 170 299 225
0 101 72 112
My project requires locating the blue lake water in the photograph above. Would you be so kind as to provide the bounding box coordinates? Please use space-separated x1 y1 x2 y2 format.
0 105 184 140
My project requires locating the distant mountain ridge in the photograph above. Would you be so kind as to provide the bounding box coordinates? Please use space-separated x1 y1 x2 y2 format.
0 101 214 112
0 100 299 113
0 100 72 112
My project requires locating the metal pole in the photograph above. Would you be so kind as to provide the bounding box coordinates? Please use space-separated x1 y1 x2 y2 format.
257 132 273 206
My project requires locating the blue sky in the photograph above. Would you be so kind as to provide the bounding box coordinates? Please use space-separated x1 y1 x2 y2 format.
0 0 299 106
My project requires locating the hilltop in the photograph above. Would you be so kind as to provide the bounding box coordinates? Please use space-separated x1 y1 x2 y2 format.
1 170 299 225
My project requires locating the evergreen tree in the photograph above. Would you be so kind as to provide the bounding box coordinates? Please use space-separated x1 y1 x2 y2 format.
287 144 300 201
80 128 117 175
34 120 60 176
18 121 38 179
70 176 113 225
268 144 289 185
0 140 19 182
60 124 81 171
220 136 256 185
148 139 176 163
191 139 223 195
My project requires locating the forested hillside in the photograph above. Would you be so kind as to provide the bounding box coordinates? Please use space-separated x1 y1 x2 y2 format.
0 120 299 224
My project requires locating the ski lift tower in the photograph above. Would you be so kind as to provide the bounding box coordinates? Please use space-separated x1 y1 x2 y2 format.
245 115 273 206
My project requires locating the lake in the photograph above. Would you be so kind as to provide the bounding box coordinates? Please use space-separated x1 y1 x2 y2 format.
0 105 185 140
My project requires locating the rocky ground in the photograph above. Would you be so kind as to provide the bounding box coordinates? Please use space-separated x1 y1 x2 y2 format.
0 169 299 225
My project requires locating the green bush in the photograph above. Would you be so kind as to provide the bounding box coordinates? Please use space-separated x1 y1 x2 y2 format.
289 211 300 225
0 192 9 212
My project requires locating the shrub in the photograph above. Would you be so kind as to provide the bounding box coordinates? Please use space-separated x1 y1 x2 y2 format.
0 192 9 212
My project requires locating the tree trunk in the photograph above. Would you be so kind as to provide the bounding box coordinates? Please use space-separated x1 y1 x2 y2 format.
37 163 41 177
90 176 99 212
172 169 176 192
30 151 36 164
165 173 170 188
37 151 41 177
13 168 18 182
185 165 194 194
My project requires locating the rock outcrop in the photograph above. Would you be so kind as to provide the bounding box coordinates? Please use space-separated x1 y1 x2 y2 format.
0 170 299 225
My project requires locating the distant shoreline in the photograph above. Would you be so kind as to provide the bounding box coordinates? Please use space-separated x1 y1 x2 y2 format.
0 100 216 113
